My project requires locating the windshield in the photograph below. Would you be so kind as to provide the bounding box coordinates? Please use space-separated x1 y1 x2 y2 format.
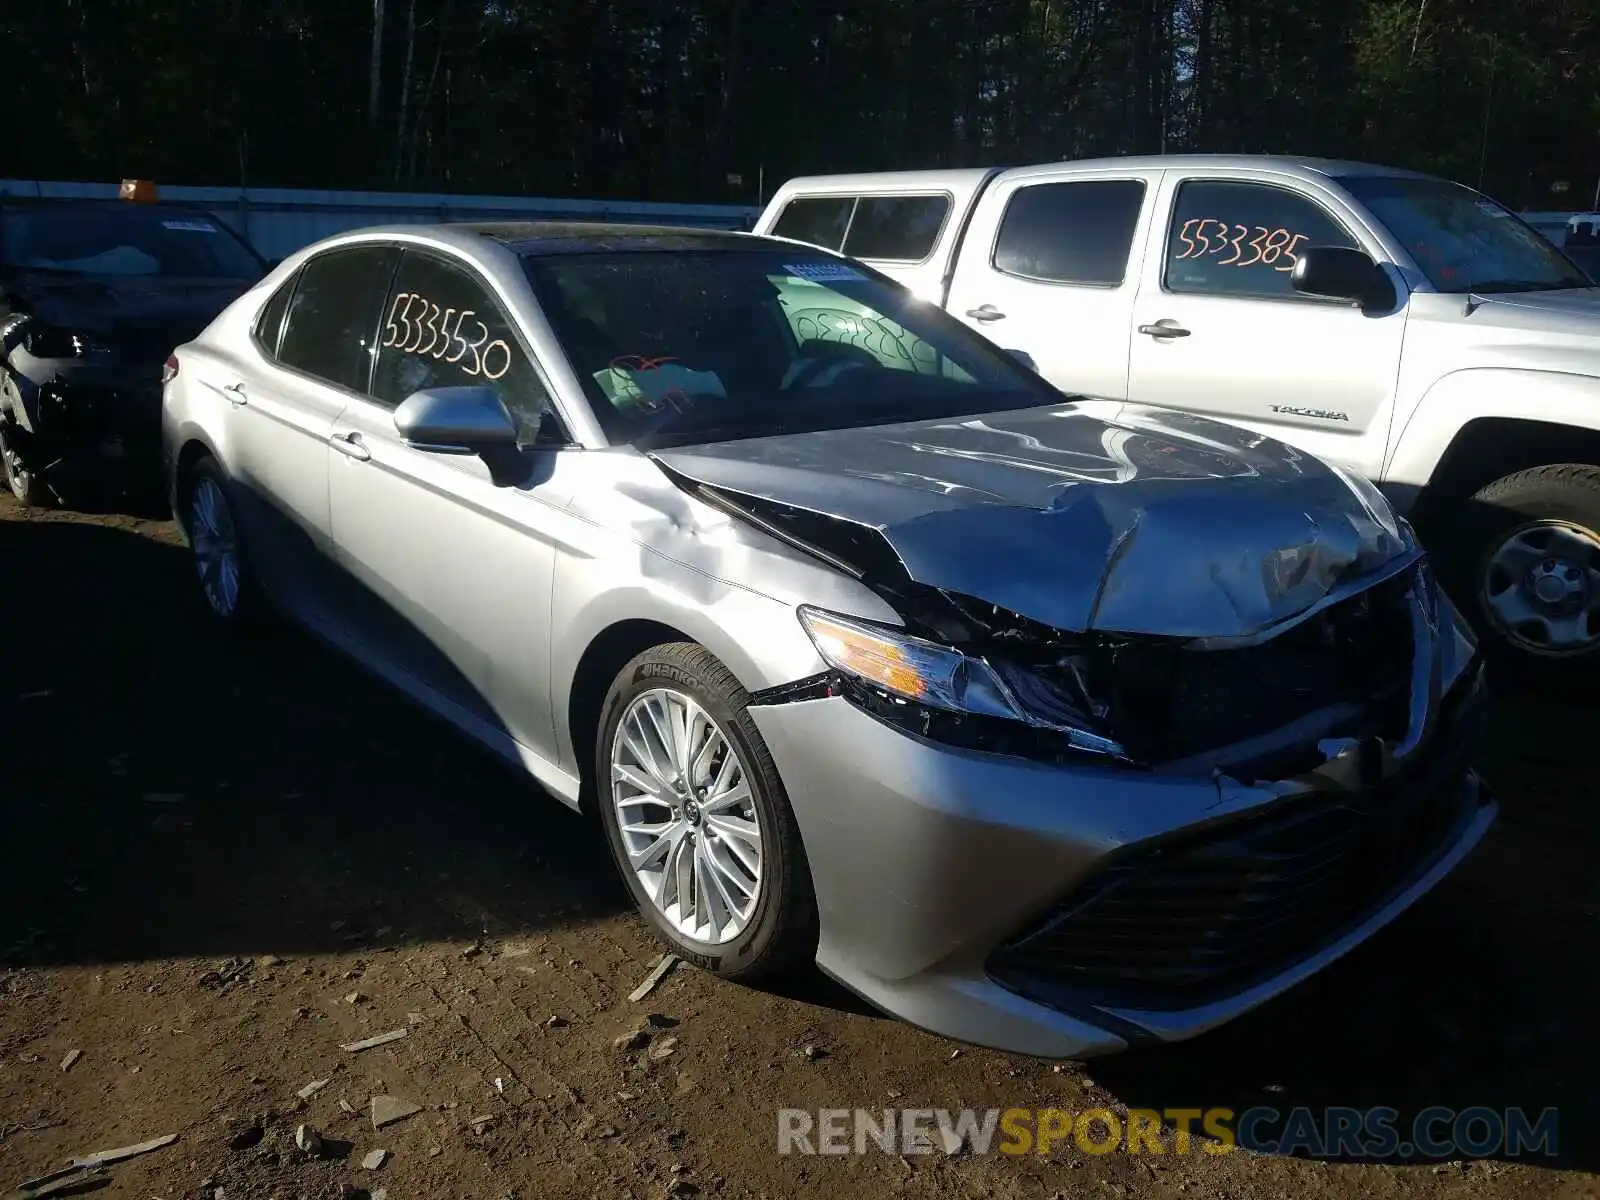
520 248 1060 448
0 206 264 279
1339 175 1591 294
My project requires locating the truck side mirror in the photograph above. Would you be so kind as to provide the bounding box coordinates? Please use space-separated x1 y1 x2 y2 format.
1290 246 1396 310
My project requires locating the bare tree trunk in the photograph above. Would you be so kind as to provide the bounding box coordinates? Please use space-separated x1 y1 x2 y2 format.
410 0 451 184
370 0 386 122
393 0 416 185
713 0 745 184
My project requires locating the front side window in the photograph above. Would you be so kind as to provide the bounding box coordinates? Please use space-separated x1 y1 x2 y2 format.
1339 175 1591 294
0 206 264 279
370 250 553 443
521 248 1058 449
1163 181 1361 299
992 180 1147 286
276 245 401 392
769 197 854 250
841 195 950 262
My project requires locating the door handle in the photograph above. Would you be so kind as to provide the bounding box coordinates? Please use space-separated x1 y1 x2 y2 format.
221 381 248 406
1138 320 1191 339
329 431 371 462
965 304 1007 322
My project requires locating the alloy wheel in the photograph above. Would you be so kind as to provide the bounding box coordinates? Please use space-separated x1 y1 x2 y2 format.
189 475 242 618
610 687 764 944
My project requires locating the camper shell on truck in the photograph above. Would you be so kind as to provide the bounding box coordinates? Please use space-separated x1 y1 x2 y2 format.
756 155 1600 690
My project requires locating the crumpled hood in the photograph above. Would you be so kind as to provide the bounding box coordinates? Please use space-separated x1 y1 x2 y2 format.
653 402 1413 638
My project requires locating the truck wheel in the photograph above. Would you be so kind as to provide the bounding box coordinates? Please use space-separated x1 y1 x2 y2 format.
0 423 51 507
1441 464 1600 692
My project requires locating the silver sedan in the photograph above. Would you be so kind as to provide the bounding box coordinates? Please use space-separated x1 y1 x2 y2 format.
161 221 1495 1058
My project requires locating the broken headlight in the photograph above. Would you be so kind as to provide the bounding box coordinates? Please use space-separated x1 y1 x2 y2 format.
797 606 1125 758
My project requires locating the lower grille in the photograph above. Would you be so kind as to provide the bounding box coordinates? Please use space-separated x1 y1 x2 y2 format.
988 702 1479 1010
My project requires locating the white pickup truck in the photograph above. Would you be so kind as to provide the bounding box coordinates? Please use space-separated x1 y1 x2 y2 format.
754 155 1600 688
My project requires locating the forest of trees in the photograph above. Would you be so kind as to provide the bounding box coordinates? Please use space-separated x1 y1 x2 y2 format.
8 0 1599 210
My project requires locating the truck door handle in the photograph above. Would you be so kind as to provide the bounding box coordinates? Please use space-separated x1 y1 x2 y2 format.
1138 320 1191 339
965 304 1007 322
221 381 248 406
329 431 371 461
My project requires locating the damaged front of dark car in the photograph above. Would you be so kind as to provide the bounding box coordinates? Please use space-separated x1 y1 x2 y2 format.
0 197 265 506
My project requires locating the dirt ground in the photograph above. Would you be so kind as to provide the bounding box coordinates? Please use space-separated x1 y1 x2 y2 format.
0 493 1595 1200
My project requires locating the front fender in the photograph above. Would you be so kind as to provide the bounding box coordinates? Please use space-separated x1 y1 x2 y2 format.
1385 366 1600 489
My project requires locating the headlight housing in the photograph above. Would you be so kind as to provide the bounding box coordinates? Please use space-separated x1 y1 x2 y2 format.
797 606 1127 758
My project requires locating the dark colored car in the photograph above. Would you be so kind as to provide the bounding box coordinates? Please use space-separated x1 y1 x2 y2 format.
0 197 268 505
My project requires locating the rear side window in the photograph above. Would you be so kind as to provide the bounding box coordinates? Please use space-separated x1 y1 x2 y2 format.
276 245 401 392
993 180 1147 285
253 271 296 358
770 197 854 250
1163 180 1360 299
842 195 950 262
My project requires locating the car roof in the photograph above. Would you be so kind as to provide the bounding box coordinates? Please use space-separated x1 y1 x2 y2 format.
774 155 1441 192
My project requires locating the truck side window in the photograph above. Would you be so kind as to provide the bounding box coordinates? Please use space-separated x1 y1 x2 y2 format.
992 180 1146 286
771 197 855 251
842 195 950 262
1164 181 1359 299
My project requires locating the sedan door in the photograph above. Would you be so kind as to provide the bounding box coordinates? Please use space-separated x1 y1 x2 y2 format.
221 245 402 621
325 247 572 759
1125 172 1408 477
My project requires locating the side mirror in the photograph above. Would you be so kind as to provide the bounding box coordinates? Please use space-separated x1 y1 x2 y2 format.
394 386 519 454
1290 246 1396 310
1003 348 1039 373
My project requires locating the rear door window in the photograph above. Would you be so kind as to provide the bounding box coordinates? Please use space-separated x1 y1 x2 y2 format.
842 195 950 262
993 180 1147 286
770 197 854 250
276 245 402 392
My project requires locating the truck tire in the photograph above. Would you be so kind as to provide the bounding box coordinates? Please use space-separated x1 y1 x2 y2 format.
0 422 52 508
1437 463 1600 693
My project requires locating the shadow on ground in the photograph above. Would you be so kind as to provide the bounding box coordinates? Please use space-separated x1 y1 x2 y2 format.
0 507 633 970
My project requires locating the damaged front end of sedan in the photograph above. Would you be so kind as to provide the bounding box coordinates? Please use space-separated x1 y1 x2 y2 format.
656 419 1476 787
650 406 1491 1033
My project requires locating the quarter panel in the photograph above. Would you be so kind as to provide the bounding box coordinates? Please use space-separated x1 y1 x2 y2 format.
545 448 901 776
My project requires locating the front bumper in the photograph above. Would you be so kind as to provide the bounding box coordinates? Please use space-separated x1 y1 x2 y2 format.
7 366 164 475
748 664 1493 1059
